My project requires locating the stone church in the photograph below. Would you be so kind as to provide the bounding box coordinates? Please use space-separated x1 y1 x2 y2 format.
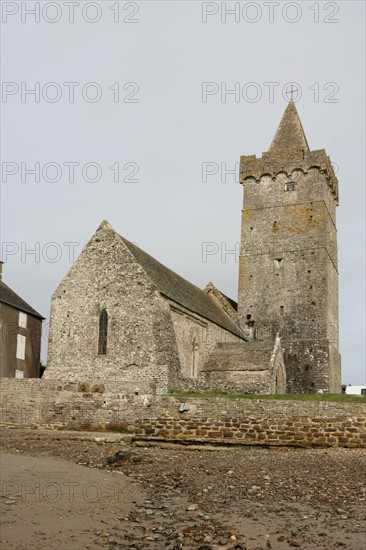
45 103 341 394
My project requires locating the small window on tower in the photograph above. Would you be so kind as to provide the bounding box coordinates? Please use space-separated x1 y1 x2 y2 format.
285 182 296 191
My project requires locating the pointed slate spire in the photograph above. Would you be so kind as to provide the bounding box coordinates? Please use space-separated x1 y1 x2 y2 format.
269 102 310 152
97 219 113 231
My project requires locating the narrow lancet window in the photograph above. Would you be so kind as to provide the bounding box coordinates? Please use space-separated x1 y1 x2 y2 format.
98 309 108 355
192 338 198 378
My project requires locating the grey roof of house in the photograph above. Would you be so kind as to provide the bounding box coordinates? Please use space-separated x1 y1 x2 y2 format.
0 280 45 319
201 342 275 372
119 235 246 340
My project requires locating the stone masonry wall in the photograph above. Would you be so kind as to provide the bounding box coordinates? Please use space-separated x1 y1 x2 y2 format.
238 157 340 394
201 368 272 395
45 223 245 394
0 379 364 448
169 300 243 379
45 225 182 394
198 337 286 395
283 339 337 394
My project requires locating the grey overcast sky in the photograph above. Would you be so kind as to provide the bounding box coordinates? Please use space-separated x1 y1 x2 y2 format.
1 1 365 384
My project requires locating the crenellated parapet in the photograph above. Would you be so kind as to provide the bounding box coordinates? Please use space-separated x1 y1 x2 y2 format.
240 148 339 204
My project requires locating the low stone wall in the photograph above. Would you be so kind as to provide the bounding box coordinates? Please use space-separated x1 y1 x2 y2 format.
134 415 366 447
0 379 365 448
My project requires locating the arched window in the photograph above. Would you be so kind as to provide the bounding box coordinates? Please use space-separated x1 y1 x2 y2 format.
98 309 108 355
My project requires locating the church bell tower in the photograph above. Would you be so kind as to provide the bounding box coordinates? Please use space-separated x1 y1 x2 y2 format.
238 102 341 393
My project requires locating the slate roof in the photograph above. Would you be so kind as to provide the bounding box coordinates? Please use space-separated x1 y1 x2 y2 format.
204 282 238 314
0 280 44 319
222 293 238 312
117 233 246 340
202 342 275 372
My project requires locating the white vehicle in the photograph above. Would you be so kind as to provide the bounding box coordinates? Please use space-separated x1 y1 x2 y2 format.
345 386 366 396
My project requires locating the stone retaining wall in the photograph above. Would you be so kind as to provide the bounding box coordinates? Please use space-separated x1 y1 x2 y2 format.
0 379 365 448
134 415 365 447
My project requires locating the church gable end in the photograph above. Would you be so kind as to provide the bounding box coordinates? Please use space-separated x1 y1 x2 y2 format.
45 221 180 393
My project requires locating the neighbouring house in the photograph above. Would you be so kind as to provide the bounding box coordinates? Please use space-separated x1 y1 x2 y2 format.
0 262 44 378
